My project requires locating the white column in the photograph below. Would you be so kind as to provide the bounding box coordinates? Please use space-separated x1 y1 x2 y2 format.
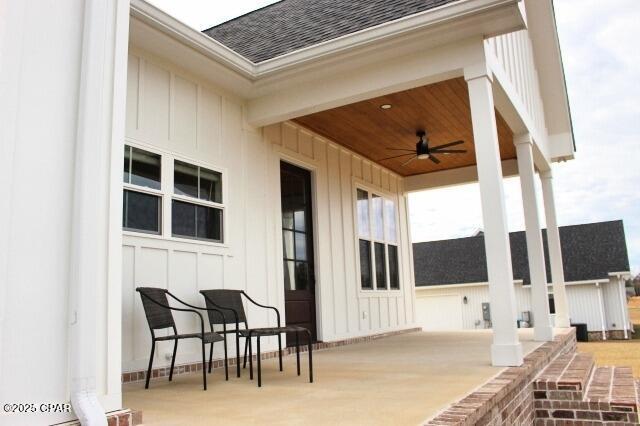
515 135 554 342
466 65 523 367
540 170 571 328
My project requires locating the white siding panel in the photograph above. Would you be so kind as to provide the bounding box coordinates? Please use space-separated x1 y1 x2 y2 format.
171 76 197 151
140 60 170 145
122 53 414 372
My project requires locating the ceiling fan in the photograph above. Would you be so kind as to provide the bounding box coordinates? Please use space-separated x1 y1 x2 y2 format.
379 131 467 166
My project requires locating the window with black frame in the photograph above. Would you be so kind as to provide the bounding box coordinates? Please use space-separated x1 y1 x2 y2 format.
356 188 400 291
172 160 223 243
122 145 162 234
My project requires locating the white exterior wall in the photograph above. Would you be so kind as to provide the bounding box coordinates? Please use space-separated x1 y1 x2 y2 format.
122 50 416 372
415 280 630 335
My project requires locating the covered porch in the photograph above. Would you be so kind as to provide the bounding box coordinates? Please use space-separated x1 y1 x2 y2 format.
123 329 562 425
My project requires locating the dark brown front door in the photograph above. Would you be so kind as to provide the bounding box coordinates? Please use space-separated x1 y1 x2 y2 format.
280 161 317 344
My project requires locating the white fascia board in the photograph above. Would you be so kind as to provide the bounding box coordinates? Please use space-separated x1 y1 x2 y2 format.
523 0 575 155
130 0 524 93
417 279 610 291
608 271 632 279
130 0 255 78
403 159 518 193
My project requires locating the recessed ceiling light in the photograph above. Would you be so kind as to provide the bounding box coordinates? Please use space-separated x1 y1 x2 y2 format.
380 104 392 110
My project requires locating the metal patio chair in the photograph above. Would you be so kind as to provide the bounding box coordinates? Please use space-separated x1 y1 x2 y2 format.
199 289 313 385
136 287 228 390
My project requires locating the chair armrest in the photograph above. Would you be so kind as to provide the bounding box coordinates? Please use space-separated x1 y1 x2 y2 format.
241 291 281 327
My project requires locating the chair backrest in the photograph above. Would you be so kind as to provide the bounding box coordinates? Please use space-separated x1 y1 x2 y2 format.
200 289 247 325
136 287 176 330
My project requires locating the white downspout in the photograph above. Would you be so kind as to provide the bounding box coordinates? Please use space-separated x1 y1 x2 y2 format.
595 283 606 341
68 0 115 424
616 275 629 339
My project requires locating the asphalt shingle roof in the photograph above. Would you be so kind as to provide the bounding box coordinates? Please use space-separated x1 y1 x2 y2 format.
413 220 630 286
203 0 461 63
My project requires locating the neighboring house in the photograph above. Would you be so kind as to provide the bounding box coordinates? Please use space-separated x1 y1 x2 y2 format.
2 0 577 424
414 221 633 340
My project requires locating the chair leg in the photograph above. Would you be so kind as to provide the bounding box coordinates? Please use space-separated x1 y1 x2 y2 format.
145 340 156 389
278 333 283 372
243 335 249 369
296 332 300 376
223 334 229 381
249 334 253 380
235 332 241 378
257 336 262 388
169 339 178 381
208 340 214 374
307 331 313 384
201 341 207 391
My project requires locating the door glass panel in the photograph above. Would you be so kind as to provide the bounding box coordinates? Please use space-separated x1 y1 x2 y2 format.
130 147 161 190
388 245 399 289
359 239 372 289
294 232 307 261
283 260 296 291
294 262 309 290
283 230 294 260
282 210 294 230
294 210 306 232
199 167 222 203
372 194 384 240
357 189 369 238
174 160 198 198
385 199 397 243
375 242 387 290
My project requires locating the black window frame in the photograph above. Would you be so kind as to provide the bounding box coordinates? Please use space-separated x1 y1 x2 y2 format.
122 144 163 235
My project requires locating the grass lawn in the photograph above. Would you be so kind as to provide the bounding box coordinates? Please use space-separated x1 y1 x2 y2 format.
577 296 640 378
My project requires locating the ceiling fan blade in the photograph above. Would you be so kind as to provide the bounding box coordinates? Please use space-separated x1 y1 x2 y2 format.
401 156 418 167
378 153 415 161
385 147 415 152
430 149 467 154
429 155 441 164
430 140 464 150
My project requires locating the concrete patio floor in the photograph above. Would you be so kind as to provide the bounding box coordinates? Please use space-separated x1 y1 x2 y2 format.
123 329 541 426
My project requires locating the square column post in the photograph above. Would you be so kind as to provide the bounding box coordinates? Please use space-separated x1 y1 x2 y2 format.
465 65 523 367
540 170 571 328
514 135 554 341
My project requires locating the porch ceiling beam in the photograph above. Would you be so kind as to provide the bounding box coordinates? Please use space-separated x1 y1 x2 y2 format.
403 159 518 193
246 39 482 127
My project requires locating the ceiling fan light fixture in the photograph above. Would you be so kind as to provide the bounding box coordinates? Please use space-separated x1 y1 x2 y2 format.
417 154 430 160
380 104 392 110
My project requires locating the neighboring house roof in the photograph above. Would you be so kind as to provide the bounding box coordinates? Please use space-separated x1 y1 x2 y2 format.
202 0 460 63
413 220 630 287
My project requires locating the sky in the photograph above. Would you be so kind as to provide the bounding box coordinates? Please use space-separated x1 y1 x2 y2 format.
146 0 640 274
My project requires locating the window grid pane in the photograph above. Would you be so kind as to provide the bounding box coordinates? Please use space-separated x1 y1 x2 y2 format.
172 199 222 242
372 194 384 240
374 242 387 290
388 245 399 289
384 199 397 243
123 189 161 234
130 147 161 190
359 239 373 290
357 189 370 238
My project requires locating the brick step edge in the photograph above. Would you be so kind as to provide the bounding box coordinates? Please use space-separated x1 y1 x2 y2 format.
534 352 595 401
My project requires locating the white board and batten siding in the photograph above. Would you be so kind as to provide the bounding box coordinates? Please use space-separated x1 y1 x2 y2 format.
415 280 630 334
122 50 416 373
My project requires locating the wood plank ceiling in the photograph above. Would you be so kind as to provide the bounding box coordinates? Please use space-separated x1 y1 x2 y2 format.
293 77 515 177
